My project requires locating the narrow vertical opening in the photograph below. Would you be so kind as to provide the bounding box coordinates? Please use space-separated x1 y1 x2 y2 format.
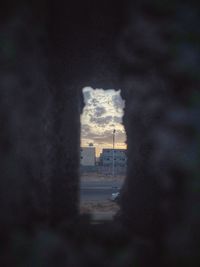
80 86 127 221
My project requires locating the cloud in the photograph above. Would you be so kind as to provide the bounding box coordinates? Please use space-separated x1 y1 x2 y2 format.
90 115 113 126
81 87 126 148
84 128 126 145
94 106 106 117
89 115 122 127
112 92 125 112
113 116 122 124
81 124 92 138
82 87 92 105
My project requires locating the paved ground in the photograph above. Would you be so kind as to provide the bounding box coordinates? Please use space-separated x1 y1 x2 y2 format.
80 173 125 220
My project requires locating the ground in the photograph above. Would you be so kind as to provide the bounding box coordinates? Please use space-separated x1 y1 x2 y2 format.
80 173 125 220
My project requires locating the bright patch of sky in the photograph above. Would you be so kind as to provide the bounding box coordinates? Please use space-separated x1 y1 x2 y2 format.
81 86 126 156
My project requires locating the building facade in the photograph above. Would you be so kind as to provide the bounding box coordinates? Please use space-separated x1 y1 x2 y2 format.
80 147 96 166
99 148 127 167
98 149 127 174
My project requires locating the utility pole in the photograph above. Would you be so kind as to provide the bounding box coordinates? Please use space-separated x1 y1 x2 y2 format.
112 129 116 177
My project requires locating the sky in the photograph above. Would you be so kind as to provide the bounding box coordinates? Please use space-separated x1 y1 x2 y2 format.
81 86 126 156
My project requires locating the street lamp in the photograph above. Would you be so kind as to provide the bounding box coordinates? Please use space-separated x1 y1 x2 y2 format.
112 129 116 177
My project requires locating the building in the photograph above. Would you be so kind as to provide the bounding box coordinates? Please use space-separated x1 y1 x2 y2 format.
98 148 127 174
99 148 127 167
80 146 96 166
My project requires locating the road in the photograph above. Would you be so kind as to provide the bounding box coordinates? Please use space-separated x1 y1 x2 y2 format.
80 179 123 202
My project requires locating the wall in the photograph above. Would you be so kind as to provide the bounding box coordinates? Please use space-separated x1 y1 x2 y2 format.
0 1 199 266
80 147 96 166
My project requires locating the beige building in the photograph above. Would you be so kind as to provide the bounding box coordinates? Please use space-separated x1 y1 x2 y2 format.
80 146 96 166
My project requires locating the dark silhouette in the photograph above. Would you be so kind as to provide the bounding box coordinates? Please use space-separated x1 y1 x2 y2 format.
0 1 199 266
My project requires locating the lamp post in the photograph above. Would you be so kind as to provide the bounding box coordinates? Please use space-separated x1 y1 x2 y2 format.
112 129 116 177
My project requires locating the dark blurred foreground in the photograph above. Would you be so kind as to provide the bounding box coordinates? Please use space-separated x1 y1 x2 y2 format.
0 1 200 266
